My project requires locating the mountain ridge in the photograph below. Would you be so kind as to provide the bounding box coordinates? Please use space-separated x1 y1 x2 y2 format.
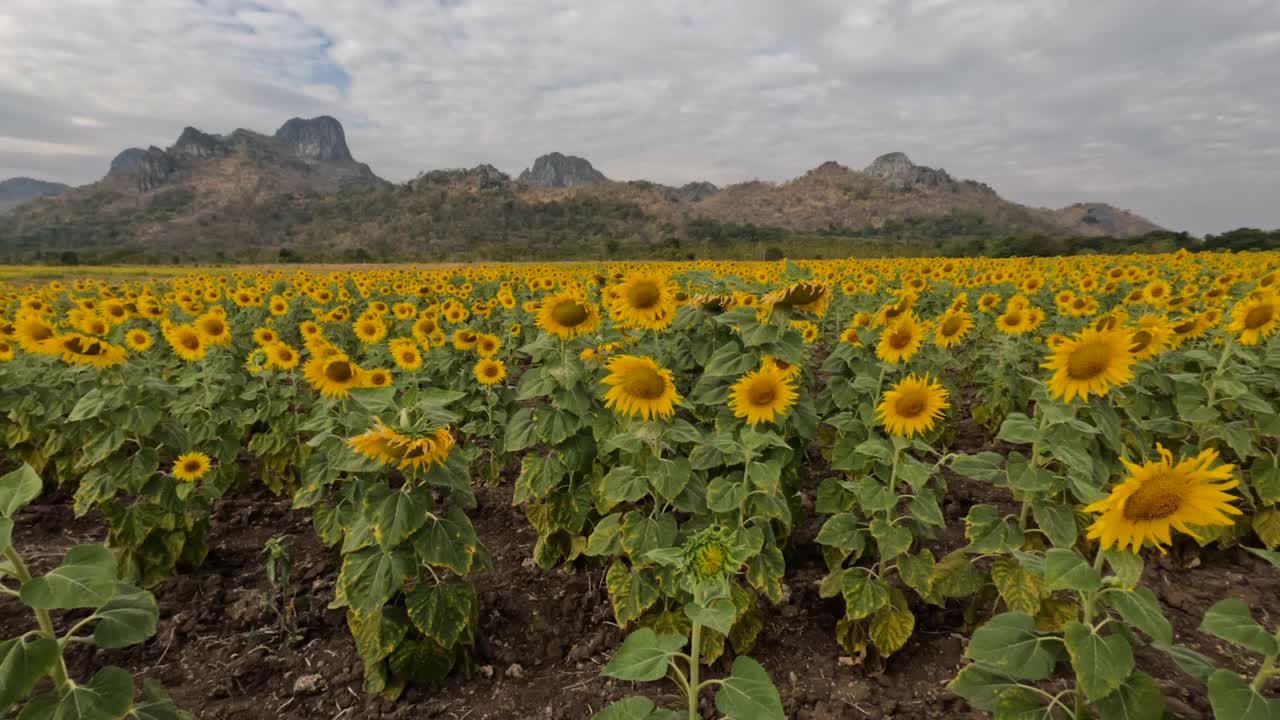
0 118 1165 261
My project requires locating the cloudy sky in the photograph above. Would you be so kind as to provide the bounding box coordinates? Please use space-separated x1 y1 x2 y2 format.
2 0 1278 234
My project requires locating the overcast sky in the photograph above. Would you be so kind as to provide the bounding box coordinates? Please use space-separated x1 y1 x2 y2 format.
2 0 1278 235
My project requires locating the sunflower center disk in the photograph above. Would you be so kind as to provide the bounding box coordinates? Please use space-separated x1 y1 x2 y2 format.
1130 330 1153 353
941 317 964 336
325 361 354 382
895 391 927 418
749 380 777 406
1066 342 1112 380
552 300 589 326
1122 471 1185 521
627 282 661 309
625 368 667 399
1245 304 1274 330
889 328 913 350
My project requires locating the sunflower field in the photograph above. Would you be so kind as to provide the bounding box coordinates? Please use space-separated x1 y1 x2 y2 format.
1 251 1279 719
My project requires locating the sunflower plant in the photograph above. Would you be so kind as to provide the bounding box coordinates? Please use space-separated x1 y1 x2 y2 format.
950 443 1246 719
0 464 189 720
591 527 785 720
296 387 488 697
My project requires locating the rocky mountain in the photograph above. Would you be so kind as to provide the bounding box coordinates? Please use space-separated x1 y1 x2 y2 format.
517 153 608 187
0 138 1167 262
0 177 70 212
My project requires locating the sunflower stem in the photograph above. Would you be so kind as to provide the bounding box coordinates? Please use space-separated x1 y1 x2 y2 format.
1205 339 1233 407
1252 627 1280 691
4 545 73 694
687 621 702 720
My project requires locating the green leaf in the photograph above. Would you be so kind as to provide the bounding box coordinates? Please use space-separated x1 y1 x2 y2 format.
854 438 894 463
685 598 737 636
1207 669 1280 720
1031 498 1078 548
816 513 863 551
997 414 1039 444
1102 550 1144 589
1063 622 1134 702
1094 671 1165 720
841 570 889 620
372 489 430 551
602 466 648 504
0 464 42 517
745 543 785 604
993 688 1054 720
602 627 687 681
870 518 912 560
1200 598 1280 655
897 550 935 596
1254 508 1280 550
406 579 477 648
337 546 413 615
1152 643 1215 682
413 507 481 575
585 513 623 557
20 544 117 610
503 407 537 452
964 504 1024 554
965 613 1058 681
868 589 915 656
592 697 659 720
1246 546 1280 569
0 637 58 707
17 665 134 720
1043 549 1101 592
93 584 158 648
606 561 659 626
619 512 677 560
947 664 1023 712
0 516 11 555
715 656 786 720
1104 587 1172 645
991 556 1043 616
388 637 455 684
950 452 1006 483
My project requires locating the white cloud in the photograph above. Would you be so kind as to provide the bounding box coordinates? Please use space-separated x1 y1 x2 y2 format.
1 0 1278 234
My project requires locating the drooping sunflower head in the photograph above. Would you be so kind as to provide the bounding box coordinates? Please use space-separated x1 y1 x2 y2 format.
173 451 212 482
474 358 507 385
728 364 797 426
1085 444 1240 553
452 328 478 350
53 333 128 369
1042 326 1135 402
876 312 923 364
762 281 831 318
877 373 949 438
536 292 601 339
601 354 682 421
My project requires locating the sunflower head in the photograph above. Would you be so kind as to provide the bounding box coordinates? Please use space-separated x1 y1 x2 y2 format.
1042 326 1136 402
762 281 831 317
876 313 923 364
173 451 212 482
474 358 507 385
606 273 676 331
1085 445 1240 553
1227 291 1279 345
125 328 153 352
601 355 681 420
728 364 797 426
877 373 949 437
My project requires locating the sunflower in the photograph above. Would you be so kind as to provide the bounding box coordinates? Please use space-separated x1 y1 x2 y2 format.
264 342 300 370
728 365 797 426
353 316 388 344
393 344 423 370
762 355 802 380
348 418 454 473
51 333 127 369
13 314 58 354
269 295 289 315
876 313 923 364
474 358 507 385
996 307 1034 334
304 355 365 398
840 327 863 346
536 292 601 339
762 281 832 317
366 368 393 387
0 339 13 361
1042 326 1135 401
1226 291 1279 345
877 373 949 437
253 327 279 346
600 354 682 420
125 328 153 352
607 272 677 330
452 328 478 350
475 333 501 358
165 324 206 361
1129 316 1173 360
173 452 212 482
933 309 974 348
195 312 232 345
1085 445 1240 553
